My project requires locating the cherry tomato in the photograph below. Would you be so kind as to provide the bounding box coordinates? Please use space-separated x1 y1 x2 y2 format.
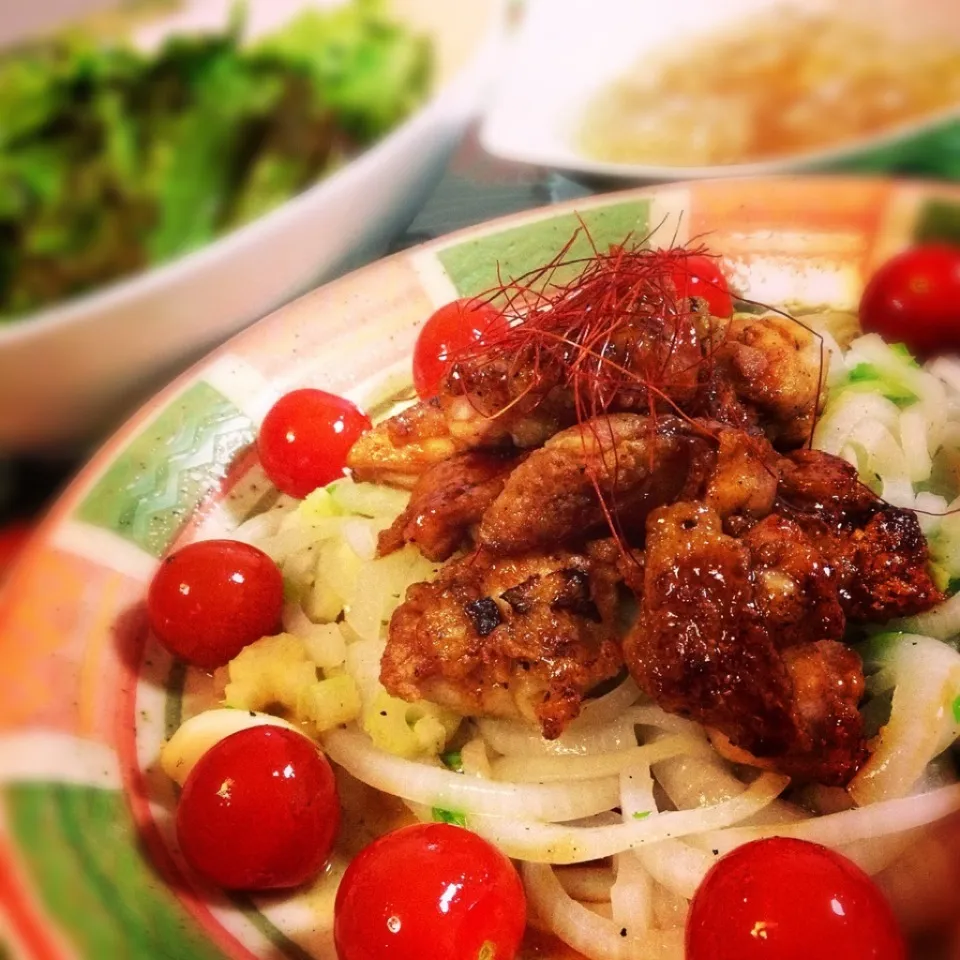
686 837 905 960
177 726 339 890
669 254 733 318
412 298 506 399
334 822 526 960
258 388 371 499
860 243 960 358
148 539 283 669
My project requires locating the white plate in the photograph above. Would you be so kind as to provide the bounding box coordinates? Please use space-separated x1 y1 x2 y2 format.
479 0 960 183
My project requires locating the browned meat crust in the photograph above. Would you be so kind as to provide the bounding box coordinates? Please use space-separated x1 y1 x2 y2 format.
352 284 943 779
478 414 715 554
624 503 867 784
347 398 461 487
709 314 823 447
705 428 779 522
349 311 826 488
777 449 943 621
378 451 522 562
382 548 624 739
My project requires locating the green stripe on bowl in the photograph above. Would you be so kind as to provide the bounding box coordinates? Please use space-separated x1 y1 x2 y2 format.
436 200 652 298
4 782 227 960
913 197 960 246
76 382 254 557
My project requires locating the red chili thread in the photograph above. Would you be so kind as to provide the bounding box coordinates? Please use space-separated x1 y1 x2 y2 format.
444 225 959 543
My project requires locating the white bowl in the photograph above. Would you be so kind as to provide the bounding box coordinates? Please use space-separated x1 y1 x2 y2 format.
480 0 960 183
0 0 504 453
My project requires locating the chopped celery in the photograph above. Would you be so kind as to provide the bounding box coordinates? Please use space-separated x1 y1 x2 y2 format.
432 807 467 827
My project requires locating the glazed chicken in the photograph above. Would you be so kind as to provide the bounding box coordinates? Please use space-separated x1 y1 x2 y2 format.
360 253 943 782
378 451 521 561
478 414 714 554
383 546 624 739
707 314 824 446
347 307 825 485
624 503 865 785
776 449 942 621
349 398 460 487
616 440 942 782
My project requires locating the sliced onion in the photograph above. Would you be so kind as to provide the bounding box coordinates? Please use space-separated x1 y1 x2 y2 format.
624 706 707 738
839 830 919 876
578 677 643 725
899 406 932 484
611 853 652 935
619 762 656 819
655 753 807 827
555 865 614 903
851 334 947 408
931 356 960 395
611 761 656 932
322 726 620 822
704 782 960 855
261 517 347 562
479 717 637 758
892 591 960 641
471 773 789 863
490 736 711 784
651 883 690 931
636 841 713 900
230 509 285 546
341 518 381 562
460 737 492 778
850 634 960 806
814 392 901 456
523 863 684 960
848 419 909 481
654 753 745 808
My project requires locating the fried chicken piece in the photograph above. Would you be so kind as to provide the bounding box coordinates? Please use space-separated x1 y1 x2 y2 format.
743 514 845 648
347 308 822 489
777 447 878 520
346 372 571 489
708 641 867 783
777 449 943 621
624 502 866 784
378 451 521 562
442 357 577 450
711 314 824 447
478 414 715 554
692 363 761 437
705 428 779 524
349 304 708 486
383 548 623 739
443 300 705 441
348 398 462 487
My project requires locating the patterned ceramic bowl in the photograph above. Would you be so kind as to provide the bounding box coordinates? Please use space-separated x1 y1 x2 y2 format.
1 177 959 959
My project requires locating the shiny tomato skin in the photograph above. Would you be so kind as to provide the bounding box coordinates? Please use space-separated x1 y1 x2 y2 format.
334 822 526 960
686 837 906 960
669 254 733 318
176 726 340 891
258 388 371 498
148 539 283 669
412 298 506 399
860 243 960 358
